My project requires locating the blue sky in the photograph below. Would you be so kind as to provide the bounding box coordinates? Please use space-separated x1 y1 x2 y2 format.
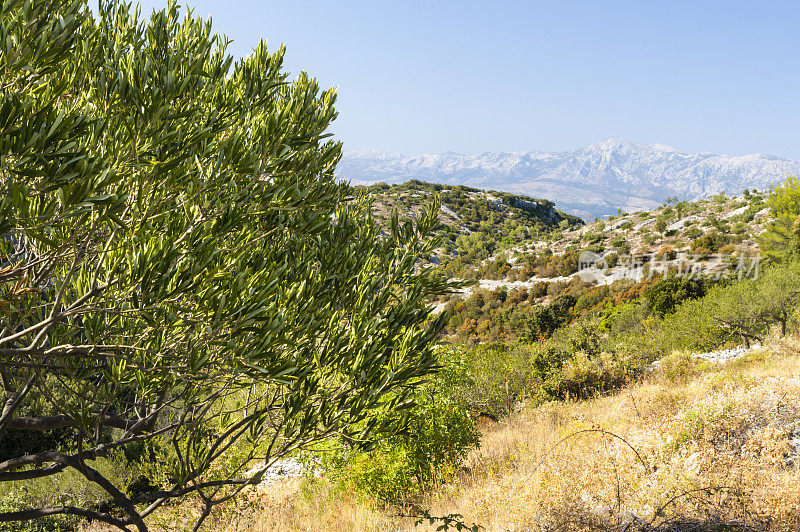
132 1 800 159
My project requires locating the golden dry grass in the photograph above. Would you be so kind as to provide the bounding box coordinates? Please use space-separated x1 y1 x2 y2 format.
88 336 799 531
234 336 800 532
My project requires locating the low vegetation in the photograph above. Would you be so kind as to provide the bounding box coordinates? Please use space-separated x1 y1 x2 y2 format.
3 1 800 531
361 180 582 279
129 332 800 531
216 177 800 531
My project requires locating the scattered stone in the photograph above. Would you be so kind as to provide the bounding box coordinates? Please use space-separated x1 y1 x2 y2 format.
244 458 303 491
723 205 749 219
666 215 702 232
649 345 757 372
786 431 800 465
694 345 756 364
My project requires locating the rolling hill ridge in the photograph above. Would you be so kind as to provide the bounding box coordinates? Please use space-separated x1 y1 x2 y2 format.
339 139 800 219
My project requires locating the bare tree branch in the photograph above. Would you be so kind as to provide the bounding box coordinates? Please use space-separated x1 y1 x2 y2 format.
0 505 131 530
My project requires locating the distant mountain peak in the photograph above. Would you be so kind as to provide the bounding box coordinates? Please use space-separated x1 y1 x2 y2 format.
592 137 634 148
337 140 799 219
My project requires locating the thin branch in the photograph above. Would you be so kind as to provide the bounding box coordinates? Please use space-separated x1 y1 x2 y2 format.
0 284 108 347
512 428 652 497
0 462 67 482
4 413 143 432
647 486 739 528
0 505 130 530
0 374 35 431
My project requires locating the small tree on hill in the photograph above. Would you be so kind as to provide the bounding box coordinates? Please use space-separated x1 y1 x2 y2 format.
0 1 451 530
663 263 800 351
760 175 800 262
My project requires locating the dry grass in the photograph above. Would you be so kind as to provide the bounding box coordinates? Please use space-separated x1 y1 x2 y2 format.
232 336 800 532
87 337 799 531
239 479 400 532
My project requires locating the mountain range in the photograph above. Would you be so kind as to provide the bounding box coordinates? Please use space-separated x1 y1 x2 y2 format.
336 139 800 219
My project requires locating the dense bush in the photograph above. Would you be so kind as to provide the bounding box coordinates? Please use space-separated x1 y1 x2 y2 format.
308 350 480 503
445 263 800 417
643 276 709 317
477 256 512 279
760 175 800 262
690 231 729 253
629 262 800 355
518 295 575 341
574 286 611 314
447 343 540 418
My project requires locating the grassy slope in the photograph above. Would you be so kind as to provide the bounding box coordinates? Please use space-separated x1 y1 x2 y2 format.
421 340 800 531
116 189 790 531
178 333 800 531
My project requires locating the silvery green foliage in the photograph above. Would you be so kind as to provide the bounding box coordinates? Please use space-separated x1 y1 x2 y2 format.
0 1 451 529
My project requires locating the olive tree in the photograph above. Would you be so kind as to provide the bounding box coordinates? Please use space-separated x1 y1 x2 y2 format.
662 263 800 351
711 262 800 342
0 1 451 530
760 175 800 262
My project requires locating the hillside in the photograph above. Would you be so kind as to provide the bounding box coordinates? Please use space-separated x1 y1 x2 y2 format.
81 178 800 532
360 181 773 345
166 337 800 531
554 191 768 260
428 186 767 283
338 139 800 219
363 179 581 232
438 189 772 344
360 180 582 270
413 342 800 531
480 188 768 283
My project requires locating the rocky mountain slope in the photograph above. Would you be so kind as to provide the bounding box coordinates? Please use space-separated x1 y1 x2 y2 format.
362 180 580 237
431 188 771 341
338 139 800 219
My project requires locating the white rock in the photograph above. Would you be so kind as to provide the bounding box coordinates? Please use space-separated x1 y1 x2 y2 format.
245 458 303 490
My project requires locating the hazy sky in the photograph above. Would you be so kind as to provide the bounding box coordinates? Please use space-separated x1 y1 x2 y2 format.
132 1 800 159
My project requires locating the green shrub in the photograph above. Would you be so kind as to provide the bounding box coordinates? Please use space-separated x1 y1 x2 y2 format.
759 175 800 262
452 343 540 418
520 295 575 341
691 231 728 253
558 350 635 400
656 351 707 385
625 263 800 358
530 281 549 298
574 286 611 314
0 456 136 532
684 226 702 239
0 489 76 531
643 276 708 317
310 350 480 503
